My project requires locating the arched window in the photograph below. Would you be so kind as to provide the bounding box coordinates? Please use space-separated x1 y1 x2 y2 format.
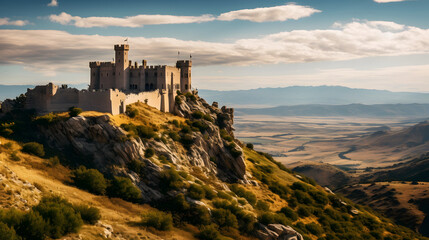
185 84 188 90
150 83 154 90
145 83 149 90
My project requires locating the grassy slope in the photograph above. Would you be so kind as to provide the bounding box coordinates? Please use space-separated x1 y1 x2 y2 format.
1 102 428 240
0 136 197 240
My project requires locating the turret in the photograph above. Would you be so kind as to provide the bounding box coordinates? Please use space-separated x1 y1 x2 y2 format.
176 60 192 93
114 44 130 90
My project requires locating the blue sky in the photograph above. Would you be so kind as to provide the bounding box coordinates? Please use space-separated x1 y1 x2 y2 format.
0 0 429 91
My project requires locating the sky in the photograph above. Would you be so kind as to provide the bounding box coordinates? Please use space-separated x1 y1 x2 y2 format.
0 0 429 92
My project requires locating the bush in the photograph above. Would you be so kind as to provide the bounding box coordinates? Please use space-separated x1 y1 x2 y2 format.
188 184 205 200
145 148 155 158
0 222 19 240
279 207 298 221
192 111 204 119
297 206 313 217
168 131 181 141
22 142 45 157
217 191 233 201
246 143 254 150
68 107 82 117
202 185 216 200
211 209 238 229
127 159 145 177
255 200 270 211
219 129 233 142
196 224 221 240
140 210 173 231
159 168 184 191
230 184 257 206
72 166 107 195
258 212 289 226
16 211 47 240
73 204 101 225
126 106 138 118
33 196 83 238
136 125 156 139
107 176 142 202
47 156 60 166
187 205 211 226
305 223 323 236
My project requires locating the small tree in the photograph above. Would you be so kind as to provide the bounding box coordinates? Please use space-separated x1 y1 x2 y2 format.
107 176 142 202
69 107 82 117
72 166 107 195
73 204 101 225
140 210 173 231
22 142 45 157
246 143 254 150
0 222 20 240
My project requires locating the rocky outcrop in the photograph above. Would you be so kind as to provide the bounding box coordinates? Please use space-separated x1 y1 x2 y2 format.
34 93 246 202
256 224 303 240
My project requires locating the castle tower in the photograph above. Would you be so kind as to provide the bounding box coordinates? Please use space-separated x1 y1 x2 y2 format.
114 44 130 90
176 60 192 93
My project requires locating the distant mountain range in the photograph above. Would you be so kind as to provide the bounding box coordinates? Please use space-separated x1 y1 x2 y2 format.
235 103 429 117
0 84 87 101
199 86 429 107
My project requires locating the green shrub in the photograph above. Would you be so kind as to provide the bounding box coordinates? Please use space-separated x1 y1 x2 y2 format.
187 205 211 226
297 206 313 217
203 114 213 122
192 111 204 119
168 131 180 141
246 143 254 149
196 224 221 240
279 207 298 221
184 92 197 102
127 159 145 176
191 120 209 132
308 190 329 205
140 210 173 231
294 190 314 205
0 222 19 240
107 176 142 202
73 204 101 225
22 142 45 157
72 166 107 195
126 106 138 118
159 168 184 191
255 200 270 211
144 148 155 158
175 95 182 104
68 107 82 117
201 185 216 200
305 222 323 236
258 212 289 226
16 211 47 240
217 191 233 201
136 125 156 139
34 113 63 126
188 184 205 200
180 133 195 148
230 184 257 206
33 196 83 238
211 209 238 229
220 129 233 142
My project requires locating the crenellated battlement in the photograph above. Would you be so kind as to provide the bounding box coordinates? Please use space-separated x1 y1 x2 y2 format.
114 44 129 51
89 61 100 68
176 60 192 68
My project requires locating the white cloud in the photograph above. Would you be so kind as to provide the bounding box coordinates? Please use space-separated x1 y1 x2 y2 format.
47 0 58 7
374 0 407 3
217 3 321 22
49 12 215 28
0 20 429 76
0 18 28 26
49 4 320 27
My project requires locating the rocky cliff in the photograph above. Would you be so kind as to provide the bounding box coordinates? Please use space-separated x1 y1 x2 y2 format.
33 93 246 202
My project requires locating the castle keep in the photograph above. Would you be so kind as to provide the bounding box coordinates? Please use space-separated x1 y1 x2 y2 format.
18 44 192 115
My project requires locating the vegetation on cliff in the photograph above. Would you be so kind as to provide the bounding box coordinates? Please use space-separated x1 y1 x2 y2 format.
0 92 427 239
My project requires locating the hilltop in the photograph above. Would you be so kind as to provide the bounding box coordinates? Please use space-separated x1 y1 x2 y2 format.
0 93 427 240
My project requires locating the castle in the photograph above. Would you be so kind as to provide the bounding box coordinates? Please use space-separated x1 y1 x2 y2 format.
13 44 192 115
